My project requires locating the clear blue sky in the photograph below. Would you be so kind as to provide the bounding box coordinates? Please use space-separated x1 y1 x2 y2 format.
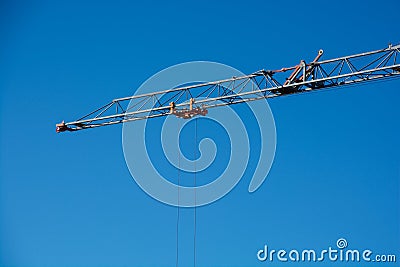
1 0 399 266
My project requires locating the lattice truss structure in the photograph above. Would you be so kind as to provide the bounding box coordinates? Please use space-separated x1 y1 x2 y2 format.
56 44 400 132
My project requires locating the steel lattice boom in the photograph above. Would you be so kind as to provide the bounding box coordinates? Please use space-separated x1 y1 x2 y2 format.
56 44 400 132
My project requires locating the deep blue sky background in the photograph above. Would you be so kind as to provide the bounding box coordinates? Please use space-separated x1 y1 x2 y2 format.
1 0 399 266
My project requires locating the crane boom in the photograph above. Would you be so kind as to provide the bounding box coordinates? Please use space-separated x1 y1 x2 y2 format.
56 44 400 133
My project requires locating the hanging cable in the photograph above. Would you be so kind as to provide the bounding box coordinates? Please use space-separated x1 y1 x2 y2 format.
176 119 181 267
193 118 197 267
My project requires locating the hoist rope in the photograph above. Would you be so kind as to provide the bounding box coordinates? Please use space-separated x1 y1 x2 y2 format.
175 119 181 267
175 118 198 267
193 118 197 267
